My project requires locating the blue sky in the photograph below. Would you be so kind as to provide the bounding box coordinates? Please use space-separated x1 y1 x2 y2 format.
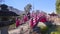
3 0 56 13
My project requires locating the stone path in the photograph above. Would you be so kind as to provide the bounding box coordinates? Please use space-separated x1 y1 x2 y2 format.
8 21 30 34
8 28 20 34
9 21 58 34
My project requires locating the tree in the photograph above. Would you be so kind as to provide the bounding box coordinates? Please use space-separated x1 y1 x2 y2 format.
56 0 60 14
24 4 32 19
24 4 32 14
24 4 32 11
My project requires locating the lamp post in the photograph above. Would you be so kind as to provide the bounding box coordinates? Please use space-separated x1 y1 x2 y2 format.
0 4 19 34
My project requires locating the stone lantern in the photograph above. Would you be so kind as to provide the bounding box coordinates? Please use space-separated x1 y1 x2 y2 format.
0 4 19 34
48 12 58 25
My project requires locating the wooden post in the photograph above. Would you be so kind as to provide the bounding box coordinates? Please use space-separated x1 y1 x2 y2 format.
0 30 1 34
0 26 9 34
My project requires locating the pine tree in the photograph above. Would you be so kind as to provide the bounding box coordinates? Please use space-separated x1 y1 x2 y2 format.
56 0 60 14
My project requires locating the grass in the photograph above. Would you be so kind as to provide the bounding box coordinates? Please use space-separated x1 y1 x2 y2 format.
8 23 16 31
50 26 60 34
51 32 60 34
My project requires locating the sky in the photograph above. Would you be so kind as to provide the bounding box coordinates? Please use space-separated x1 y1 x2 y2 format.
1 0 56 13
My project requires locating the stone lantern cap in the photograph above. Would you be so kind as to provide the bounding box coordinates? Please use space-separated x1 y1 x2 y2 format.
48 12 58 16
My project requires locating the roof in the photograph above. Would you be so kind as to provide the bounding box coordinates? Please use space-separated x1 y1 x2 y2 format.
0 10 19 16
0 4 19 16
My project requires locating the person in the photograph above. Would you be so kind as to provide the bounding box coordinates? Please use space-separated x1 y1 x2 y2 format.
23 15 28 22
16 18 20 27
